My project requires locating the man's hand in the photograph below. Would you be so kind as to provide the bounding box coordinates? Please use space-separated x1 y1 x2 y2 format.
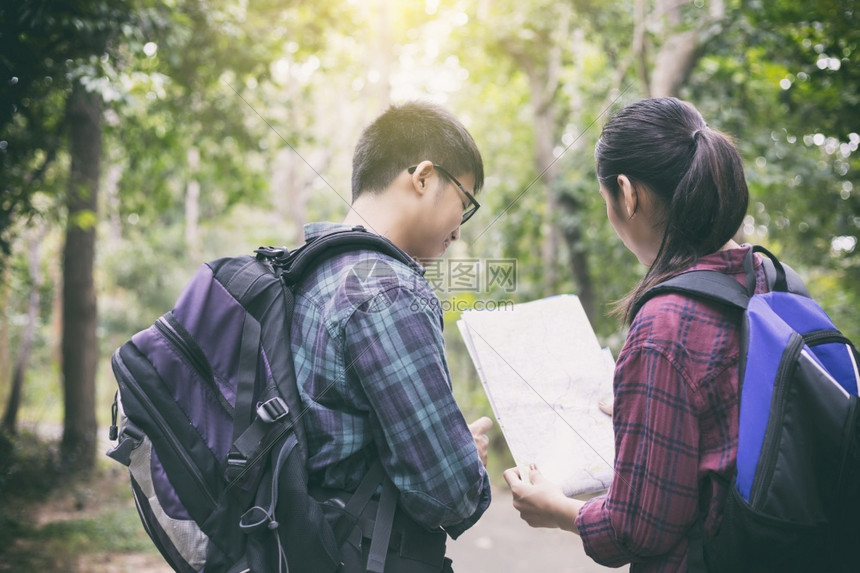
468 416 493 468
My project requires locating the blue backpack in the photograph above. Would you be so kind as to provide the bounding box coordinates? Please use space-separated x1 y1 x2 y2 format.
107 227 412 573
634 246 859 572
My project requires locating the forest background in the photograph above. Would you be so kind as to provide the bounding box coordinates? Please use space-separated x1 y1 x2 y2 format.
0 0 858 568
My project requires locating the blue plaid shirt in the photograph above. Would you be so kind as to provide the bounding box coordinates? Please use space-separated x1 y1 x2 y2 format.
291 222 490 538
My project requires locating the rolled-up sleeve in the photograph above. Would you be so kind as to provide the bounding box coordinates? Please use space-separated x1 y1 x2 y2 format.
344 285 490 536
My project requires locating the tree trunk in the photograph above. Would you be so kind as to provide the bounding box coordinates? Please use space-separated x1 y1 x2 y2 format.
650 28 702 97
510 10 568 296
529 94 560 295
557 192 596 320
60 81 101 475
634 0 651 94
648 0 727 97
2 225 47 433
371 0 392 111
185 147 201 259
0 265 8 403
502 9 597 309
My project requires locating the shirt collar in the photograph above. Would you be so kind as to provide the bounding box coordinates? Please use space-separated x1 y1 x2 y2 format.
686 244 757 276
303 222 353 241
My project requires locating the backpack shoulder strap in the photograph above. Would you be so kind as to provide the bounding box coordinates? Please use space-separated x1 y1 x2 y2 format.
754 245 810 297
632 246 812 320
263 226 420 285
632 270 750 320
255 226 405 571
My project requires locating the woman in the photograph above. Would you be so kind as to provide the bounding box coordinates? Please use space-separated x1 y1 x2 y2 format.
503 97 765 571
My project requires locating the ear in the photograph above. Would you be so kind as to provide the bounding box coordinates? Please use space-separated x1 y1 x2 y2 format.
410 160 435 195
617 175 638 219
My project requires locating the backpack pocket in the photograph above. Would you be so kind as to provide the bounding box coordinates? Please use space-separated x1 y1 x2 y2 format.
110 336 237 570
108 387 210 572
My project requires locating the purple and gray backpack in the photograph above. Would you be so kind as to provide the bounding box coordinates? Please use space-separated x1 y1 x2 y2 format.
107 227 411 573
634 245 859 572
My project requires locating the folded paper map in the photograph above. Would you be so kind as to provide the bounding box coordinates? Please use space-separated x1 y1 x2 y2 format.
457 295 615 497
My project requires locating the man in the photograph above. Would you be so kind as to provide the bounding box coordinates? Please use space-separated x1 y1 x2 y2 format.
291 101 492 572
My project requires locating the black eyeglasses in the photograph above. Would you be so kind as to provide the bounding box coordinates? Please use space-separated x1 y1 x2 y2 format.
408 164 480 225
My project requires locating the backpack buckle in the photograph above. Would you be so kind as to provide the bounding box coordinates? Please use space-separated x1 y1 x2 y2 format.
254 246 287 260
256 397 289 423
254 246 291 269
225 453 247 482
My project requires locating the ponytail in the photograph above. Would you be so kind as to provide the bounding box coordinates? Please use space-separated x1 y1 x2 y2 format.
596 98 749 324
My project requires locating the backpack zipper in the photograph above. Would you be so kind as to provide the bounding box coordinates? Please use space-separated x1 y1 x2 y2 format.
803 329 851 347
748 333 804 507
155 314 234 416
152 312 289 491
113 350 218 507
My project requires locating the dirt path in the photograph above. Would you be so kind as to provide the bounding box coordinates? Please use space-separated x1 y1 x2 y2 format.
447 487 623 572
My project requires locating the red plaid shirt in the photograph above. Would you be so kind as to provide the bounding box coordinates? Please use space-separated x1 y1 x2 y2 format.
576 246 768 571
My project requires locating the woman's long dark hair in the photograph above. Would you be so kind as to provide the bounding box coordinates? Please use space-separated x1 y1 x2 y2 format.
596 97 749 324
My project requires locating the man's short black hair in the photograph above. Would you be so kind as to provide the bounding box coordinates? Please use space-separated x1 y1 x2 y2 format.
351 101 484 202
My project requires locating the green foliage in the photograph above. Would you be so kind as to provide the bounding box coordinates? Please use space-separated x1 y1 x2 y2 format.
99 224 192 342
0 0 147 261
682 3 859 339
745 0 859 139
27 505 153 553
0 446 154 570
0 430 58 505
